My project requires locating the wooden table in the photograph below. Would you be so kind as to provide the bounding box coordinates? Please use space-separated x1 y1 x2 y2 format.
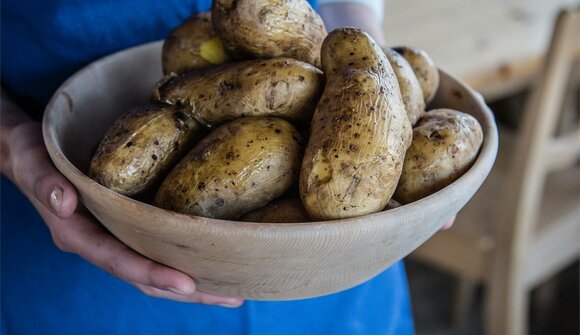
382 0 578 101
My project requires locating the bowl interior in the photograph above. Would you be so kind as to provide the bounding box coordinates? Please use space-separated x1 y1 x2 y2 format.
43 41 498 300
49 42 165 174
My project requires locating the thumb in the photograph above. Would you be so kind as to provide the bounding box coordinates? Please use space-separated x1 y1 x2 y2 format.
28 163 78 218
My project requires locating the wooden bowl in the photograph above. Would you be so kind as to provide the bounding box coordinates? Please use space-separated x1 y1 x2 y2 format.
43 41 498 300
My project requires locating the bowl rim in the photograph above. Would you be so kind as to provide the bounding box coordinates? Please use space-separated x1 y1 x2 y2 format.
43 40 499 233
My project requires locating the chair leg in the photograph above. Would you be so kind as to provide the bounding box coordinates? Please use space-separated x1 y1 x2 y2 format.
486 266 507 334
486 252 529 335
506 278 528 335
450 277 476 328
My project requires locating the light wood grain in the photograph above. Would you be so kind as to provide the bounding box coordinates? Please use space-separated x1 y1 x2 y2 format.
382 0 578 100
43 41 498 301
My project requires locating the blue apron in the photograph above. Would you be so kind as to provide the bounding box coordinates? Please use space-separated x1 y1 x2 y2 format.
1 1 414 333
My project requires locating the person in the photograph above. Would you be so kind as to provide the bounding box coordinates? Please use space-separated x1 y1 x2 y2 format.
1 0 447 333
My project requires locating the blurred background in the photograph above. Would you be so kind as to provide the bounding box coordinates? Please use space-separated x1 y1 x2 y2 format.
381 0 579 334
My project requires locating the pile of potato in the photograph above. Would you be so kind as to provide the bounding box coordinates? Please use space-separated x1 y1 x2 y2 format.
88 0 483 223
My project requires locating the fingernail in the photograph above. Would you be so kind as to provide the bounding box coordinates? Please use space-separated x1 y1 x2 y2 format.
50 186 64 216
218 299 243 308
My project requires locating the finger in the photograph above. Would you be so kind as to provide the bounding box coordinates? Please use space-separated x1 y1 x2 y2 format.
47 209 243 305
133 283 244 307
441 215 456 230
56 214 242 305
28 155 78 218
45 210 197 295
10 123 77 218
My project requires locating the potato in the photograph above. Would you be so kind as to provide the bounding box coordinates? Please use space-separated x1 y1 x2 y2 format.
300 28 413 220
384 198 402 210
88 104 202 196
162 12 231 75
153 58 323 127
393 46 439 105
383 47 425 125
394 109 483 204
239 197 311 223
154 117 303 219
212 0 327 66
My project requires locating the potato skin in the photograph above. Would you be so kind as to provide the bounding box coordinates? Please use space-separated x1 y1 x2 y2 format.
154 117 303 219
300 28 413 220
154 58 323 127
393 46 440 105
238 197 311 223
88 104 202 196
212 0 327 66
383 48 425 126
394 109 483 204
162 12 231 75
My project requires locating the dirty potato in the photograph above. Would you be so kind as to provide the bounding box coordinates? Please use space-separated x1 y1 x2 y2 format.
154 58 323 127
154 117 303 219
212 0 327 66
239 197 311 223
393 46 440 105
394 109 483 204
162 12 230 75
300 28 413 220
383 47 425 125
88 104 203 196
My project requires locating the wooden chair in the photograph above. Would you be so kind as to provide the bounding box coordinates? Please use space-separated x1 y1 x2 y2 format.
409 7 580 335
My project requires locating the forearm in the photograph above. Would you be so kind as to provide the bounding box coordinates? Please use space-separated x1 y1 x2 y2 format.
318 2 386 45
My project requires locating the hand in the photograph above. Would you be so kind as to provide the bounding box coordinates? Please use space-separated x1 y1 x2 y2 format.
1 101 243 307
441 215 456 230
